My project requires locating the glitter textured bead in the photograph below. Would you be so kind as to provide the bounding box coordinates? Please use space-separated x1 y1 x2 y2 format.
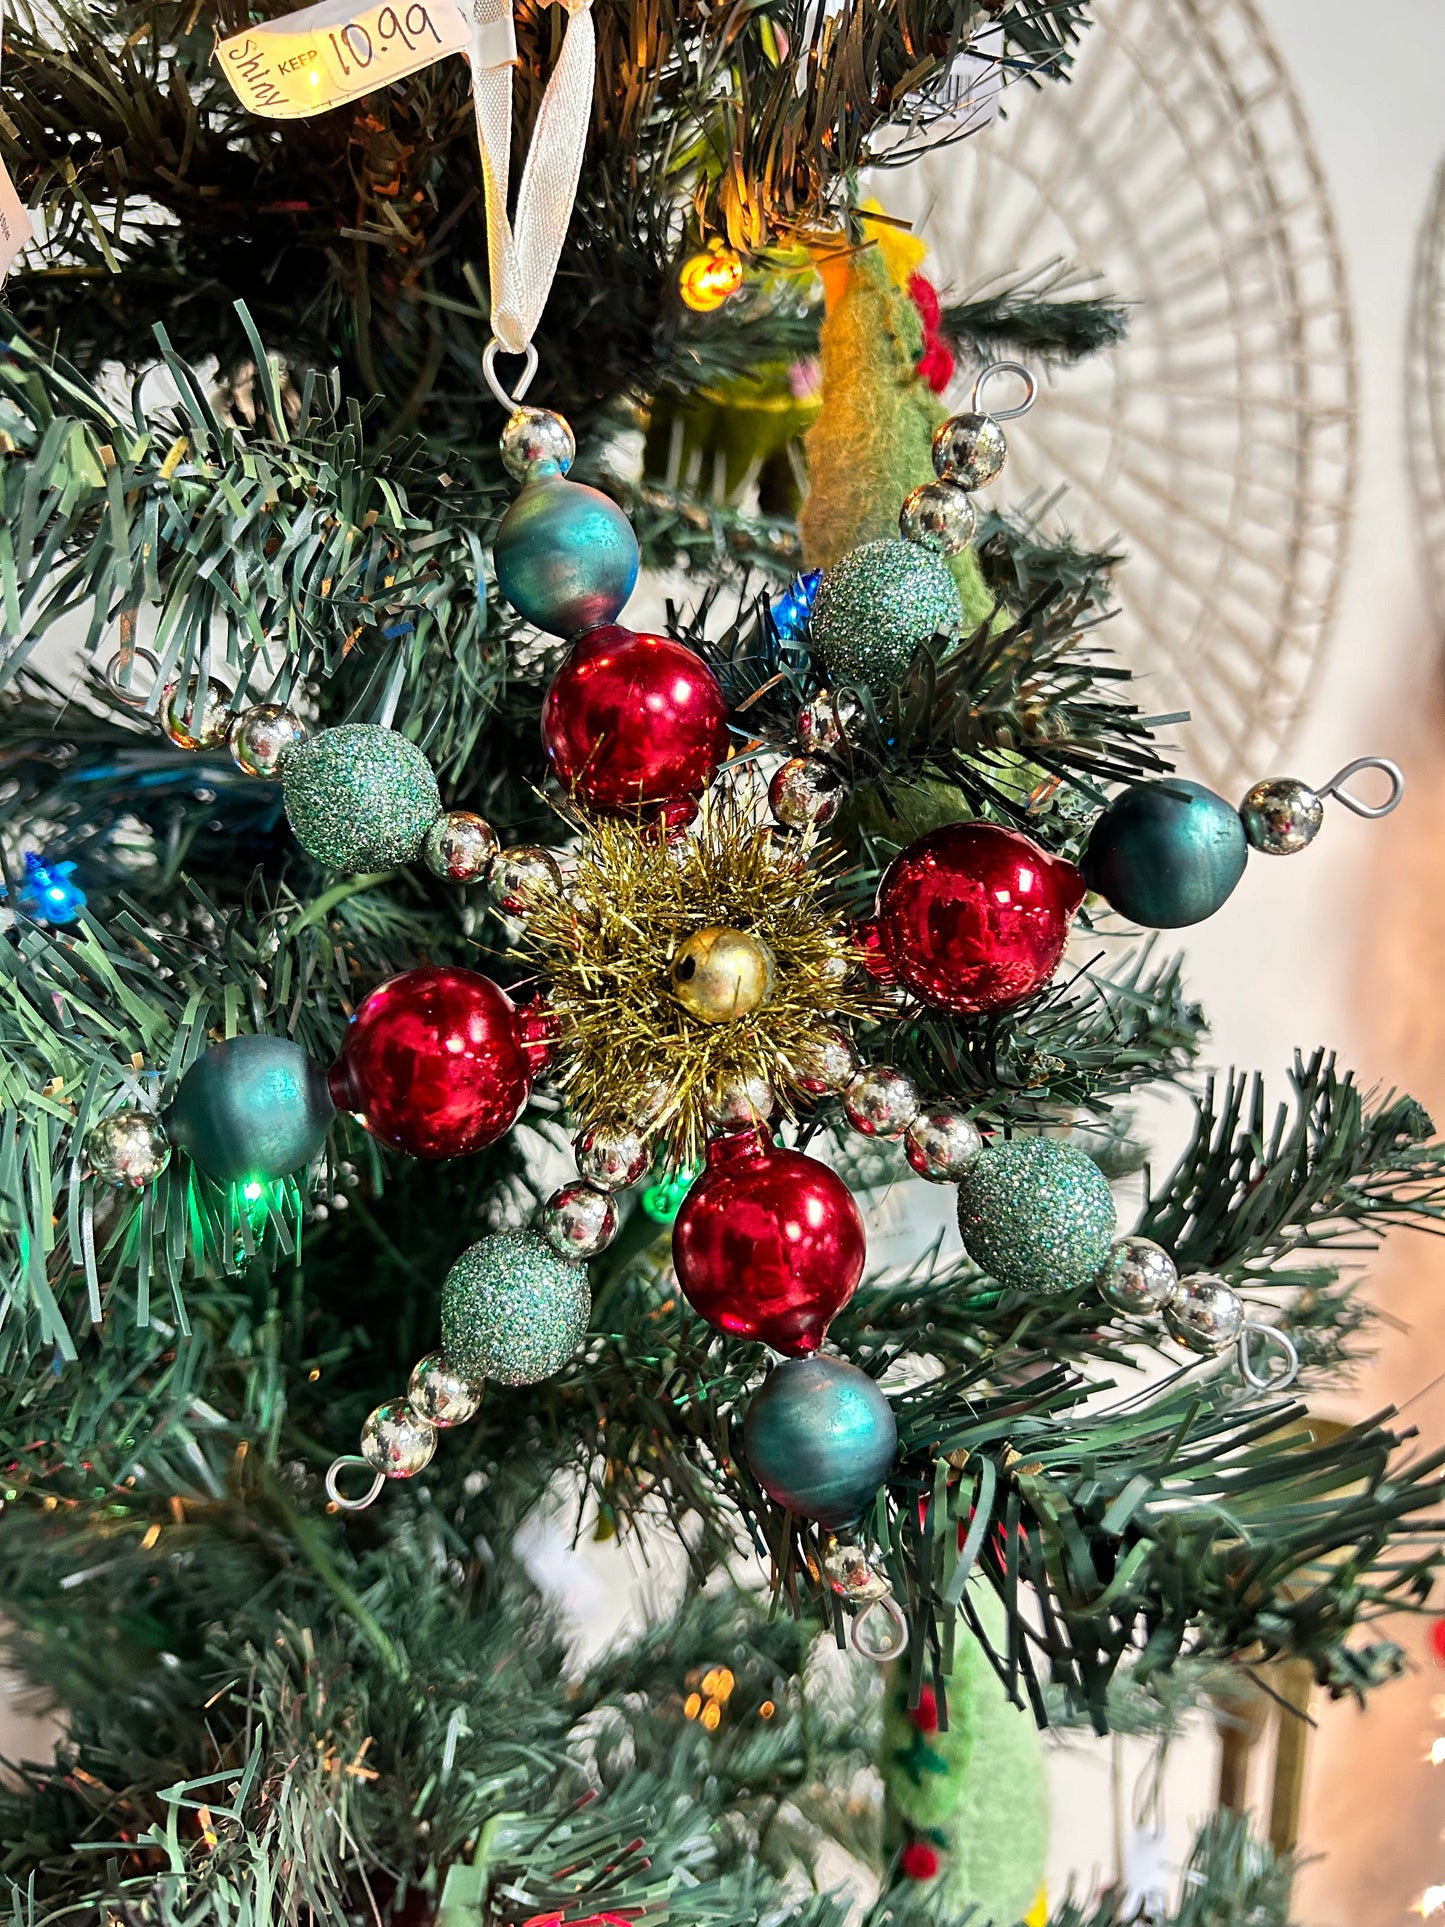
904 1107 983 1182
742 1355 897 1527
423 810 500 883
493 475 640 637
1238 776 1325 856
86 1111 171 1188
440 1230 591 1386
360 1399 436 1478
282 724 441 873
899 480 977 555
670 926 775 1023
541 1179 619 1259
229 703 308 779
673 1126 866 1354
162 676 233 750
574 1123 651 1191
329 966 532 1159
488 845 563 916
167 1034 334 1184
843 1066 920 1140
932 411 1008 489
1083 779 1248 929
810 539 964 693
956 1136 1116 1297
407 1352 484 1427
1097 1235 1179 1315
769 757 845 830
1163 1275 1245 1354
796 688 861 756
790 1027 860 1097
500 405 576 483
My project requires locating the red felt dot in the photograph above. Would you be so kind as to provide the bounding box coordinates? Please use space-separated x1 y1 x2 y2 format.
910 1686 940 1734
1429 1617 1445 1665
900 1842 941 1881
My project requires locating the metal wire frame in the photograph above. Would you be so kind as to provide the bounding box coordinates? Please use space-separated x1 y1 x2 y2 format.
880 0 1358 790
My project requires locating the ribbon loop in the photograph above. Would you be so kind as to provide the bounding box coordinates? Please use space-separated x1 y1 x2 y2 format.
469 0 596 366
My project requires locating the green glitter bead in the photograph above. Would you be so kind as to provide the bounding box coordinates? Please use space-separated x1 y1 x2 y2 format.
810 538 964 693
282 724 441 872
956 1136 1116 1297
440 1230 591 1386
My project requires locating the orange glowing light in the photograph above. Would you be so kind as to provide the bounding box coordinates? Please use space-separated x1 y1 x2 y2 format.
679 245 744 313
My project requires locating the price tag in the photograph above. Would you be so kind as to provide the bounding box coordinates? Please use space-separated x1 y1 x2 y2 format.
0 159 33 282
216 0 504 120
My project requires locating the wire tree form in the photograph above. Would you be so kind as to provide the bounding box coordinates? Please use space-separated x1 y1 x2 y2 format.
1408 154 1445 636
878 0 1357 790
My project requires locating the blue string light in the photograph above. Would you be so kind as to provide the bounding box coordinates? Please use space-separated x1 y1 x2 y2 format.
768 569 823 644
12 852 86 925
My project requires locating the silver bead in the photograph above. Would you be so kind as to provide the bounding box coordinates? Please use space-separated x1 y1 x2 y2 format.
423 809 500 883
769 756 845 830
407 1351 484 1427
796 688 861 757
904 1107 983 1182
541 1180 619 1259
86 1111 171 1188
162 676 234 751
822 1537 892 1603
1097 1235 1179 1314
228 703 308 778
500 405 576 483
359 1398 437 1478
899 480 977 555
487 844 562 916
843 1065 920 1139
631 1076 676 1129
1163 1274 1245 1355
706 1071 775 1130
575 1123 651 1191
1238 777 1325 856
791 1026 860 1096
932 411 1008 490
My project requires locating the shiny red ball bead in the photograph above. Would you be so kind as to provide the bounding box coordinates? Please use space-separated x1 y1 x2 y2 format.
329 966 532 1159
672 1126 866 1356
541 624 731 822
872 822 1085 1015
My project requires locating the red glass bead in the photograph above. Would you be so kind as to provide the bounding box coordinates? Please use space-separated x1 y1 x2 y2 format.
899 1842 941 1881
329 966 532 1159
540 624 731 823
874 822 1085 1015
672 1127 866 1356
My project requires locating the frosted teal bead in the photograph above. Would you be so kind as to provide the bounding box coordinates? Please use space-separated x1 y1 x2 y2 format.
1083 778 1248 928
166 1035 334 1184
493 474 640 637
743 1355 897 1527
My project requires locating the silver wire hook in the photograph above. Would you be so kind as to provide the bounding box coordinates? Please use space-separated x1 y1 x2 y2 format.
1237 1321 1300 1393
483 339 540 413
849 1593 911 1663
104 645 162 708
1316 756 1405 819
969 360 1038 421
325 1455 386 1512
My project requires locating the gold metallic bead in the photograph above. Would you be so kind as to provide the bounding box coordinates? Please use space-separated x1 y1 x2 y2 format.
669 925 776 1024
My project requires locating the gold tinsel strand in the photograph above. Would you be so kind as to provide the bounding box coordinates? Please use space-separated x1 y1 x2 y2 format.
520 789 874 1166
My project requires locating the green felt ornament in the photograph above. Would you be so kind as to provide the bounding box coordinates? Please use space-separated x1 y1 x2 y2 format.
881 1589 1049 1922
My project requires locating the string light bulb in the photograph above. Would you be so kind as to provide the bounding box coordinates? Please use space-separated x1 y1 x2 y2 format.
679 242 744 312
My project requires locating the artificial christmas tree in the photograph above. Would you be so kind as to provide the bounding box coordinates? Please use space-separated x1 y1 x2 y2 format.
0 4 1439 1923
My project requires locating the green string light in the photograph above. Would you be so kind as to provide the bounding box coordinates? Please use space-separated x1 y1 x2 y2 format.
641 1158 702 1225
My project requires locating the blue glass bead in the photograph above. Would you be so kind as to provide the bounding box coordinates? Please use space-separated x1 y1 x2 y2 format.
743 1355 897 1527
166 1034 334 1185
1083 778 1248 928
493 474 640 638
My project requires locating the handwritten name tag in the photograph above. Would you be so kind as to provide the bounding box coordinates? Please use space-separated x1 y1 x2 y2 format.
217 0 509 119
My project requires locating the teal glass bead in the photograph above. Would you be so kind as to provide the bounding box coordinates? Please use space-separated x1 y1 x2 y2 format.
956 1136 1116 1297
282 724 441 873
493 474 640 638
166 1034 334 1185
743 1355 897 1528
1082 778 1248 928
